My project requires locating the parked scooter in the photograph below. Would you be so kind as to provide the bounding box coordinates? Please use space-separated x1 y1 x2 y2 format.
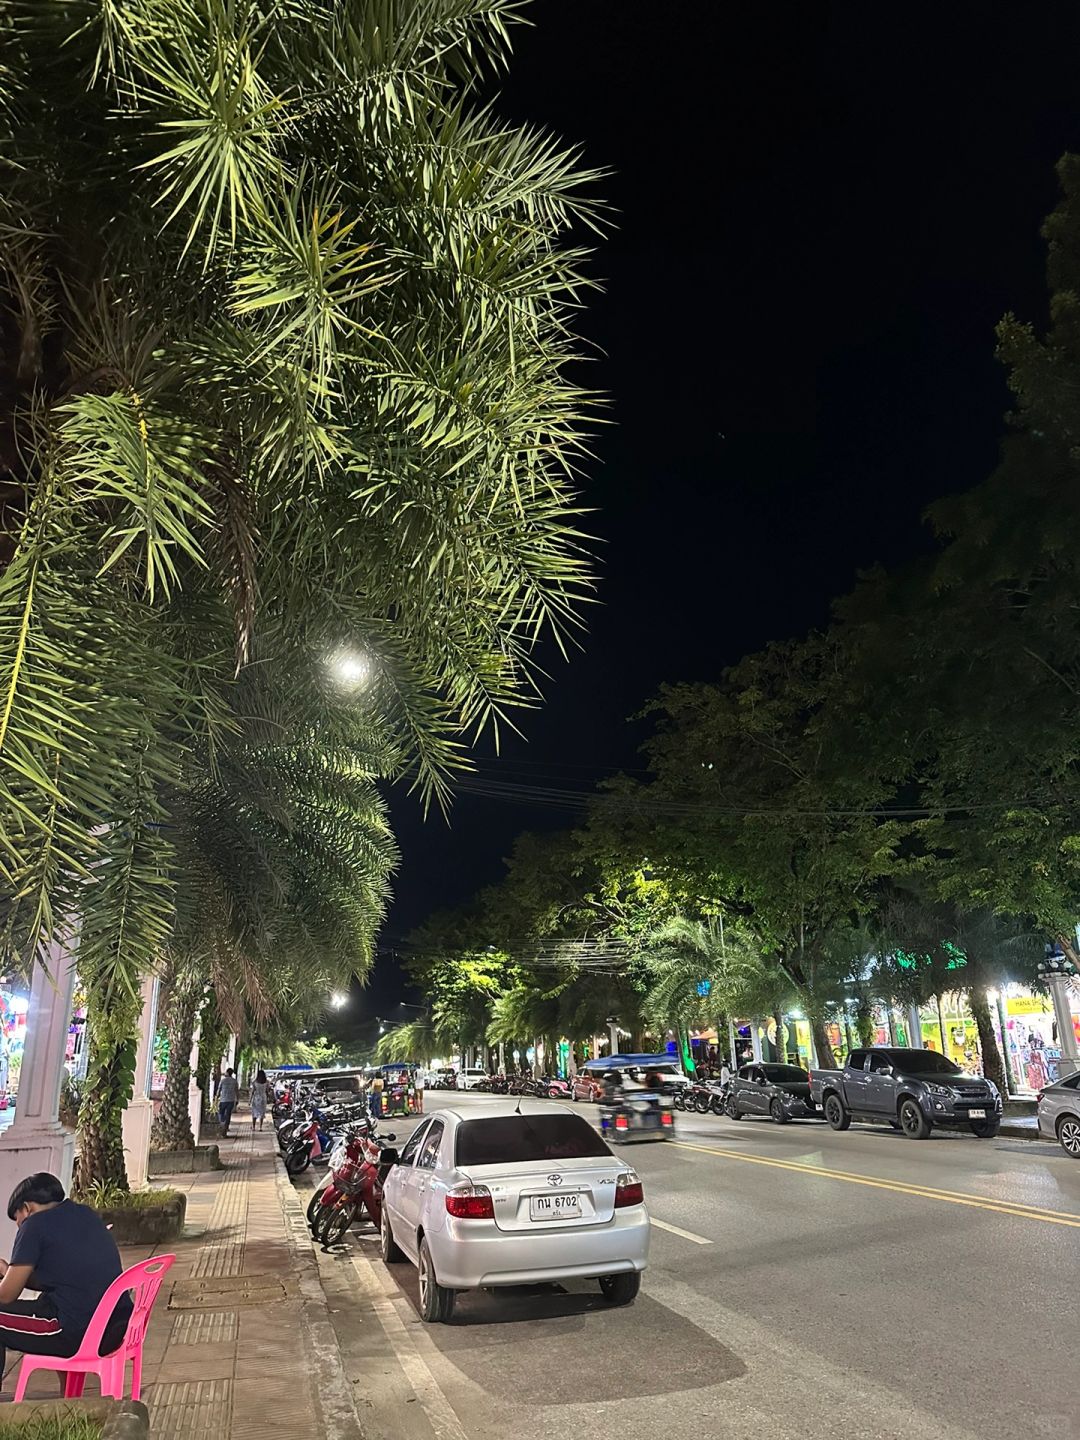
311 1123 397 1246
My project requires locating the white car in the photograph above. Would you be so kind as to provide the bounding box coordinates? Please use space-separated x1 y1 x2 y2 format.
380 1102 650 1322
456 1067 490 1091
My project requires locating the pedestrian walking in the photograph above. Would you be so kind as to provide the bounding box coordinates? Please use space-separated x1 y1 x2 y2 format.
249 1069 270 1131
369 1073 384 1119
217 1067 239 1136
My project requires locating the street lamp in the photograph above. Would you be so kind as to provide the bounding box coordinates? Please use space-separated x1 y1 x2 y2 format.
326 645 371 693
330 992 348 1009
1037 951 1080 1075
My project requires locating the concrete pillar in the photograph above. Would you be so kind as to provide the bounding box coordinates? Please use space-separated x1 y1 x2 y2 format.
497 1041 505 1074
727 1017 738 1067
187 1021 202 1145
607 1020 619 1056
121 975 158 1190
906 1004 924 1050
0 941 77 1256
750 1018 763 1063
1048 975 1080 1076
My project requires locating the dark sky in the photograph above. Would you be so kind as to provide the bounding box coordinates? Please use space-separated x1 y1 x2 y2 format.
361 1 1080 1018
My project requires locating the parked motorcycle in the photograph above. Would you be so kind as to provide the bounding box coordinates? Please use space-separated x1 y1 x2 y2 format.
312 1123 396 1246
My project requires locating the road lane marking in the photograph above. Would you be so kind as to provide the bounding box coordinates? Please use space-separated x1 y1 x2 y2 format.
670 1139 1080 1229
349 1249 469 1440
649 1216 713 1245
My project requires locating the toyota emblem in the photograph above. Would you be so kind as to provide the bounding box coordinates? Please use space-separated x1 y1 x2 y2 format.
547 1173 563 1186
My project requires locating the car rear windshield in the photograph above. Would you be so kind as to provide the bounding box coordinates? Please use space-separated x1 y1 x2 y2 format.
761 1065 809 1081
456 1114 611 1166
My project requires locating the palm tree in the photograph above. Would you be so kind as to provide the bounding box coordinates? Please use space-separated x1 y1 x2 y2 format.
642 915 768 1051
1 0 603 1180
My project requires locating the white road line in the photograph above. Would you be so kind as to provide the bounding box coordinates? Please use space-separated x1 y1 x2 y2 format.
349 1249 469 1440
649 1216 713 1245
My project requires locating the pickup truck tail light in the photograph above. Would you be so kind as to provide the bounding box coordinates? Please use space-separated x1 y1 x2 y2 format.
445 1184 494 1220
614 1171 644 1208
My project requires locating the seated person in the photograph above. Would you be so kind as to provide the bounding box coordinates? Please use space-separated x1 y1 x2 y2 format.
0 1173 131 1385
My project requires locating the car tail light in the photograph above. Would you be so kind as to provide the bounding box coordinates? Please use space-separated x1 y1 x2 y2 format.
614 1171 643 1208
445 1184 494 1220
661 1110 673 1127
1037 1090 1045 1105
614 1114 629 1132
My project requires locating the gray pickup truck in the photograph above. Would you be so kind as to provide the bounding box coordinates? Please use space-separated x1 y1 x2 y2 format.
808 1047 1002 1139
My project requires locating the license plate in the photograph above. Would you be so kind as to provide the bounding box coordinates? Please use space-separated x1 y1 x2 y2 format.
969 1108 986 1118
529 1193 582 1221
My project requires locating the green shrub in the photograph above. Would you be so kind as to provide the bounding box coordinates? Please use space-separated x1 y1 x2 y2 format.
7 1412 103 1439
79 1182 182 1210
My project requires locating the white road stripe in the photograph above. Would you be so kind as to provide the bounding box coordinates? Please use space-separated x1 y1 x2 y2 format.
649 1216 713 1245
349 1249 469 1440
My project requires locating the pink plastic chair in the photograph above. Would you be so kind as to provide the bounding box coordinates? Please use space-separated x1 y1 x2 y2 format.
13 1254 175 1403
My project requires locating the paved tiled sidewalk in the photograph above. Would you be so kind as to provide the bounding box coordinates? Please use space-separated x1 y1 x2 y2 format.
14 1131 363 1439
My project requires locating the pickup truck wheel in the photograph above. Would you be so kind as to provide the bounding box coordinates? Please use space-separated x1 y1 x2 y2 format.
899 1099 932 1139
824 1094 851 1130
969 1117 1000 1138
769 1098 788 1125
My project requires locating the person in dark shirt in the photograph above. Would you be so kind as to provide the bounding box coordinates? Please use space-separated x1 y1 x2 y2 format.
0 1173 131 1385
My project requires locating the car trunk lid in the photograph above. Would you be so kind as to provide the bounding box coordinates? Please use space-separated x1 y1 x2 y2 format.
456 1157 622 1231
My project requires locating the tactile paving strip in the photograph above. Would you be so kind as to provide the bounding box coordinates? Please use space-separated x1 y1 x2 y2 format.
171 1310 239 1345
150 1378 232 1438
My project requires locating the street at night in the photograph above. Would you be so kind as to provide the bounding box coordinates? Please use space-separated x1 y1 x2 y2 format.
302 1093 1076 1440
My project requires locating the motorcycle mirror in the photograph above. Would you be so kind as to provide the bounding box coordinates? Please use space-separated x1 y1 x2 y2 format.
385 1132 396 1141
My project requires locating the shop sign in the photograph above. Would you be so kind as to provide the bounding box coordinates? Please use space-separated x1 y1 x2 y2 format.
1007 997 1053 1017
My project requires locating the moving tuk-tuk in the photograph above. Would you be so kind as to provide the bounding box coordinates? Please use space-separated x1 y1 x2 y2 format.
587 1054 677 1143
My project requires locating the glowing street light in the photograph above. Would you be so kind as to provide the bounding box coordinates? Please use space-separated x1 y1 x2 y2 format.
330 991 348 1009
326 645 371 693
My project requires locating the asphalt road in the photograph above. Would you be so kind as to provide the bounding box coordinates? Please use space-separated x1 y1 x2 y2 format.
300 1092 1079 1440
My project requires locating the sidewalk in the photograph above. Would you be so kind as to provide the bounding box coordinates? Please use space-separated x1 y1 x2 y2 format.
10 1132 364 1438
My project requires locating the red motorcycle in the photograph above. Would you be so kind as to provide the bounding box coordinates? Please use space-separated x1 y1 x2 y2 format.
312 1127 396 1248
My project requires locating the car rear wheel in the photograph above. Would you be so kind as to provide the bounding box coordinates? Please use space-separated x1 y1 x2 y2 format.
969 1117 1000 1139
599 1272 641 1306
769 1098 788 1125
899 1099 931 1139
824 1094 850 1130
418 1239 455 1323
380 1207 405 1264
1057 1114 1080 1158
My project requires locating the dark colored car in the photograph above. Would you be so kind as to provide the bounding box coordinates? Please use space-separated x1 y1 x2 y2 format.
727 1063 818 1124
809 1047 1002 1139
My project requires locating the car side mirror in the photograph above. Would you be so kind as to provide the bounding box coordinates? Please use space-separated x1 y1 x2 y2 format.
879 1065 892 1077
379 1147 399 1165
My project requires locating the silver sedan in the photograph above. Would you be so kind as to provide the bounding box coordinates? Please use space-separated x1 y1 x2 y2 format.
379 1101 650 1322
1037 1071 1080 1157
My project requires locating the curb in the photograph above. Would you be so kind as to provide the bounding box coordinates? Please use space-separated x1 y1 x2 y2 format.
274 1153 365 1439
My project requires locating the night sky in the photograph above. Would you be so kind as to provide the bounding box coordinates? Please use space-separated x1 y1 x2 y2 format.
360 1 1080 1022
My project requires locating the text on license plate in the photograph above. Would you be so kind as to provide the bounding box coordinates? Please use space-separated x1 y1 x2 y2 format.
969 1108 986 1118
530 1194 582 1221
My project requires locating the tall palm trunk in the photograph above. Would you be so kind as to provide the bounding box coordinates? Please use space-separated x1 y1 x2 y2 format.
810 1013 837 1069
773 1011 785 1064
967 986 1009 1096
75 996 140 1194
152 983 198 1150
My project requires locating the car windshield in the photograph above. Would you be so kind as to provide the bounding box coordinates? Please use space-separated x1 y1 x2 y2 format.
456 1114 611 1166
761 1065 809 1081
887 1049 962 1075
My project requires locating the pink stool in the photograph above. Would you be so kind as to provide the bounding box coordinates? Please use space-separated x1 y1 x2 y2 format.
14 1254 175 1402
